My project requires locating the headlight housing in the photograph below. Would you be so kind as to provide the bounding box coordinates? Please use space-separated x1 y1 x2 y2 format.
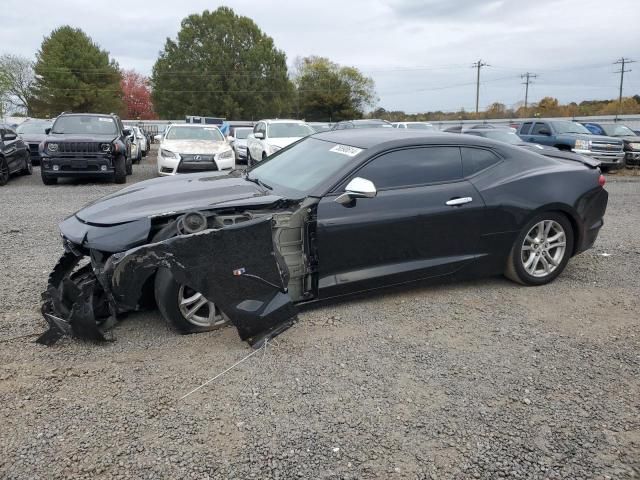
100 143 111 153
47 143 59 152
269 144 282 153
574 139 591 151
160 148 177 159
217 149 234 160
629 142 640 151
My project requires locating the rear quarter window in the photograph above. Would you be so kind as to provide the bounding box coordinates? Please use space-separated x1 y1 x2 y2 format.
520 122 533 135
461 147 502 176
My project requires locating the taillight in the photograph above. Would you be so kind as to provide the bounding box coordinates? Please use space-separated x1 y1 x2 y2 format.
598 174 606 187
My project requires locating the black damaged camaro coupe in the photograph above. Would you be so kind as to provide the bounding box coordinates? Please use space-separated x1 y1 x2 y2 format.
39 129 608 347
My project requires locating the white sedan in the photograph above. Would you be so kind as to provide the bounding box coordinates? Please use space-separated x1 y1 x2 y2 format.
156 124 234 176
246 119 315 166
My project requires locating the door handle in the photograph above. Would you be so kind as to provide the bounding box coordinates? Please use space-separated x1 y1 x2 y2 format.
446 197 473 206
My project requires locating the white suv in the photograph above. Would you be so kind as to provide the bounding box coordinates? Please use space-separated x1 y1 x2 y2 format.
246 119 314 165
392 122 436 131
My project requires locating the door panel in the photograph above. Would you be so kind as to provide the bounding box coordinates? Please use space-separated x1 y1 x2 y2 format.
316 180 485 297
528 122 553 146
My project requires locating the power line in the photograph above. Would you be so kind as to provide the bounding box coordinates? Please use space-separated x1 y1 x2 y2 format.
472 59 489 114
613 57 635 112
520 72 537 109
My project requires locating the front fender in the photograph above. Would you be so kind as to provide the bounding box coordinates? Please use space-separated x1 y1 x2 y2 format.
106 215 296 347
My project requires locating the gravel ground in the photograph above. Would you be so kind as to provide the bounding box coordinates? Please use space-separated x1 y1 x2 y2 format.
1 149 639 479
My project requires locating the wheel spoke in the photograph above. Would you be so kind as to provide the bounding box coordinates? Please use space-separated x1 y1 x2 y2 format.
523 252 536 269
180 291 202 307
184 296 208 319
529 254 541 273
540 255 551 273
543 251 558 266
543 220 553 238
547 231 565 243
547 241 566 250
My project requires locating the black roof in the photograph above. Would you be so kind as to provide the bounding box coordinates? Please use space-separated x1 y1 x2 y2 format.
312 128 497 149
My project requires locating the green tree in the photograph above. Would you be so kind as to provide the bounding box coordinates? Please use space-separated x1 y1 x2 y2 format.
151 7 293 120
0 54 35 115
31 26 123 117
293 56 376 121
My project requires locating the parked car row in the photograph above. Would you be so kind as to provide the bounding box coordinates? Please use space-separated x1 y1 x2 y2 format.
434 119 638 170
0 114 159 186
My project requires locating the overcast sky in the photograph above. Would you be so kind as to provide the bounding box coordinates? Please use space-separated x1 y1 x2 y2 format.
2 0 639 113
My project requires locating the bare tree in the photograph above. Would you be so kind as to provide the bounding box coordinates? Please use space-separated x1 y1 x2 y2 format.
0 54 35 115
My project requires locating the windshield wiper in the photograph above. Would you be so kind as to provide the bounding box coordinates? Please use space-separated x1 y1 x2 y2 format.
245 173 272 190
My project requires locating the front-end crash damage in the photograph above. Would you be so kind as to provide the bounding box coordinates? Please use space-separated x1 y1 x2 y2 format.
38 215 300 348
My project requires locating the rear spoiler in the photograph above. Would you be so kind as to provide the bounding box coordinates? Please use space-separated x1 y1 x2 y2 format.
542 150 601 169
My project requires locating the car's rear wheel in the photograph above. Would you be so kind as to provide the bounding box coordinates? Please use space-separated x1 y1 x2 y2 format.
505 212 573 286
126 156 133 175
0 157 9 186
154 267 229 334
114 155 127 184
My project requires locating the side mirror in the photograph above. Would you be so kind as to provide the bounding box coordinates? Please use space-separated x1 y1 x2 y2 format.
335 177 377 205
538 128 550 136
2 132 17 141
154 134 162 142
45 128 51 135
254 132 265 140
123 128 132 136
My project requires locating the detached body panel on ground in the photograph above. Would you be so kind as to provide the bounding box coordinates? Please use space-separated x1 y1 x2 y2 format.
39 130 608 348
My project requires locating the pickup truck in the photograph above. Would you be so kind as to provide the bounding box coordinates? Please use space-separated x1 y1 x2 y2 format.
517 120 625 170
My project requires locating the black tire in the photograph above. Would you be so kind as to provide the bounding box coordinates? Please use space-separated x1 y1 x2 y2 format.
114 155 127 184
154 267 228 334
247 151 253 168
21 155 33 175
505 212 574 286
0 157 8 186
262 152 267 161
126 156 133 175
41 169 57 185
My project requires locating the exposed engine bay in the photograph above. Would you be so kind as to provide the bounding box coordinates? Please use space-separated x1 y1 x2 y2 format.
38 199 317 348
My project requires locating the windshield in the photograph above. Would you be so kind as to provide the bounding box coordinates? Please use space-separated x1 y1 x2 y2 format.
480 130 521 144
553 121 590 135
267 123 314 138
233 128 252 139
51 116 116 135
165 126 224 141
17 122 51 134
602 124 636 137
406 123 435 130
248 137 364 196
311 124 332 133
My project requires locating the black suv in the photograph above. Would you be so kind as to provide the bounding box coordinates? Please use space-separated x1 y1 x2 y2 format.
40 113 132 185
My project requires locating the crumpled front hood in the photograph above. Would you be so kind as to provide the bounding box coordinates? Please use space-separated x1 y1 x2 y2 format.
161 139 230 154
74 173 281 225
267 137 303 149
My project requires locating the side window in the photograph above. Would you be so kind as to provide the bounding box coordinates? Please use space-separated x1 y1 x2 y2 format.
520 122 533 135
531 123 549 135
354 147 462 190
461 147 501 177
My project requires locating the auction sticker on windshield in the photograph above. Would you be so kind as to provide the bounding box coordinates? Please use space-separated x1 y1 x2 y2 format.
330 144 363 157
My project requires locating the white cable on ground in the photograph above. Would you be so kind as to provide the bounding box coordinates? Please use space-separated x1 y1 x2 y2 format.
180 341 269 400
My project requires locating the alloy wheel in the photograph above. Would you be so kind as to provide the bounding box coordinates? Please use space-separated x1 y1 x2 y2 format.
521 220 567 278
177 285 228 328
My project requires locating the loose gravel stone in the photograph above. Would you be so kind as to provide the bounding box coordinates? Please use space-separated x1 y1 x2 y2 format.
0 150 639 479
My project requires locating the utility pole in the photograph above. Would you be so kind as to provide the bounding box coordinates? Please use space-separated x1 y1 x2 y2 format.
614 57 635 115
472 59 489 115
521 72 537 110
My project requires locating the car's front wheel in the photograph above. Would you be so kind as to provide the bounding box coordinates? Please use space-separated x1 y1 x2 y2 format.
114 155 127 184
154 267 229 334
21 155 33 175
505 212 573 286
